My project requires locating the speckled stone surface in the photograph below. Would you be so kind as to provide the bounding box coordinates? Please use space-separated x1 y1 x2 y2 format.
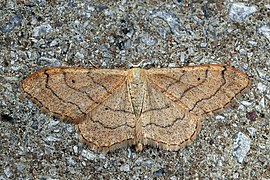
0 1 269 179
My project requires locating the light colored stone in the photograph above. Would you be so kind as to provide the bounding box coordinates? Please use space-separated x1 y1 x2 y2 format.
232 132 251 163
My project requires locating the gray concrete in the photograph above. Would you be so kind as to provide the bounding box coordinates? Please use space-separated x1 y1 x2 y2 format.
1 1 269 179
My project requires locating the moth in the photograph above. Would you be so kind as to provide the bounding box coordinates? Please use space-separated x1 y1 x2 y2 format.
21 64 250 152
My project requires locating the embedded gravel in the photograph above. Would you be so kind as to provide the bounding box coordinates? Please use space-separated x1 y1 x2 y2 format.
1 1 269 179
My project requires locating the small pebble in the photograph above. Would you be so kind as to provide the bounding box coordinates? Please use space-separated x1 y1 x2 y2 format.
4 166 13 178
246 111 257 121
73 146 78 154
141 33 157 46
0 14 22 33
120 164 130 172
150 10 185 35
143 159 153 168
232 132 251 163
216 115 225 120
247 127 256 137
153 168 166 177
46 136 61 142
81 150 96 160
228 3 257 22
258 25 270 42
66 156 77 166
47 120 60 128
38 57 61 67
31 119 39 130
257 82 268 92
32 23 53 37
